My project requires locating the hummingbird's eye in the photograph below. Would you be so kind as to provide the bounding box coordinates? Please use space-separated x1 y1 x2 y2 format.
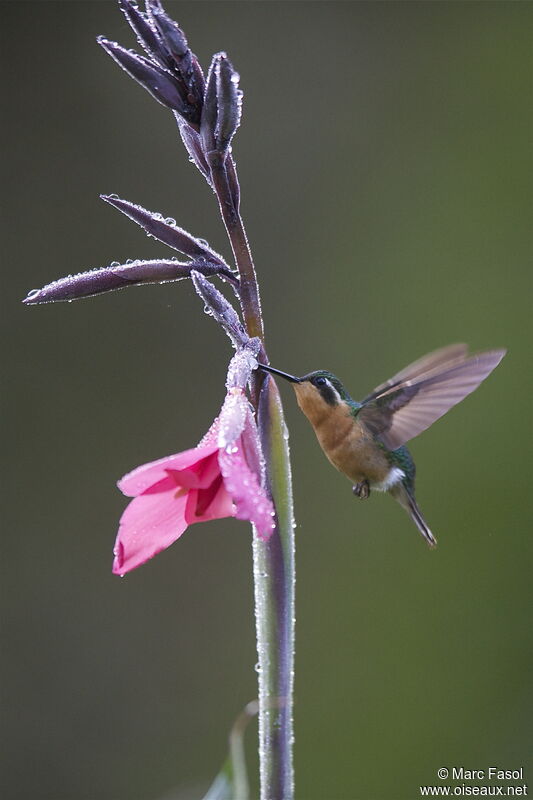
314 376 327 387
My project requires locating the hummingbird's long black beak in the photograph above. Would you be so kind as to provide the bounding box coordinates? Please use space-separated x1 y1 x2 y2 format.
257 363 301 383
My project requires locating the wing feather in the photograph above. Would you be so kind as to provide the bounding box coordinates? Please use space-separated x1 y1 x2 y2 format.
362 343 469 404
360 350 506 450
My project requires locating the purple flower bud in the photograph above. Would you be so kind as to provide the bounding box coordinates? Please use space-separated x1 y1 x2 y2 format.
144 0 164 20
23 258 236 305
201 56 219 154
150 7 188 61
216 56 242 152
201 53 242 156
97 37 192 117
117 0 170 69
146 0 204 122
175 115 211 181
23 260 193 304
100 195 228 266
191 270 249 349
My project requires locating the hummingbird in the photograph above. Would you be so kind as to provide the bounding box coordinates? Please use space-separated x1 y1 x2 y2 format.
257 344 506 547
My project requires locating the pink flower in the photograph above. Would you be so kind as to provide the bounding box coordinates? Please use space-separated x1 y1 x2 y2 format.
113 386 275 575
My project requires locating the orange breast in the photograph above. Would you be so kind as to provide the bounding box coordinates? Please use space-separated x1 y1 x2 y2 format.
315 409 390 485
293 383 391 485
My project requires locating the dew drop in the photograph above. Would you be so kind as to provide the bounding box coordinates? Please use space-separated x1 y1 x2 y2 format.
108 193 119 199
110 261 120 267
26 289 40 299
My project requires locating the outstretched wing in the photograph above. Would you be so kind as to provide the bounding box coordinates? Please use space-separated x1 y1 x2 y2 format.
359 349 506 450
362 344 469 404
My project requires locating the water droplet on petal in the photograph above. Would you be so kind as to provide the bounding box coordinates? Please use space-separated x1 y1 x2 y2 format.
26 289 39 299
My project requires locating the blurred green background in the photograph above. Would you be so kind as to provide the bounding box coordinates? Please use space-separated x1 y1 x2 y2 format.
3 2 532 798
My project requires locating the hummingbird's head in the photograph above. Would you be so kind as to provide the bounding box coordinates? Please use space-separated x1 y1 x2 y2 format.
295 370 352 414
257 364 352 424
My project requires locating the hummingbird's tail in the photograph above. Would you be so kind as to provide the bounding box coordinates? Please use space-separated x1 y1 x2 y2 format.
391 485 437 548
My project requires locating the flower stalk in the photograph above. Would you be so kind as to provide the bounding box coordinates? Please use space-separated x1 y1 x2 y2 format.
207 153 264 343
23 3 295 796
208 148 295 797
202 47 295 798
255 379 295 799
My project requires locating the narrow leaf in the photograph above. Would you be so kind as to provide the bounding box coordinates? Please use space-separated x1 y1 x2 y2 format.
202 700 259 800
202 760 233 800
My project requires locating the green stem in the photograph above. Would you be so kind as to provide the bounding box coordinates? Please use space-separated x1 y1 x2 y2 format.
209 152 295 800
256 379 295 800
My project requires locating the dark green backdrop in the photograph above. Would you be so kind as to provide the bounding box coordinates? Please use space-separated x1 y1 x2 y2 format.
3 2 532 798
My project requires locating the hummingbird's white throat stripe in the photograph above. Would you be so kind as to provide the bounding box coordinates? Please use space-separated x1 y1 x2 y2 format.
372 467 405 492
324 380 342 404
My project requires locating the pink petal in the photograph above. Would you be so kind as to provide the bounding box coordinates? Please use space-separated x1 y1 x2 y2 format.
218 440 275 540
118 442 219 497
112 486 188 575
168 451 221 490
239 406 263 480
185 474 235 524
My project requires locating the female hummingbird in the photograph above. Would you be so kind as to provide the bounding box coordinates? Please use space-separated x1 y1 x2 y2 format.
258 344 505 547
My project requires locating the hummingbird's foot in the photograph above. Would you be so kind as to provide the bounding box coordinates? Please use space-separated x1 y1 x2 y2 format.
352 480 370 499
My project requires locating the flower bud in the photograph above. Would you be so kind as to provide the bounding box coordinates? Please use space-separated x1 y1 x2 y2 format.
97 37 191 117
201 53 242 156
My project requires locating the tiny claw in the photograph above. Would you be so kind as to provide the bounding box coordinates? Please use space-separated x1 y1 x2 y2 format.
352 480 370 499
